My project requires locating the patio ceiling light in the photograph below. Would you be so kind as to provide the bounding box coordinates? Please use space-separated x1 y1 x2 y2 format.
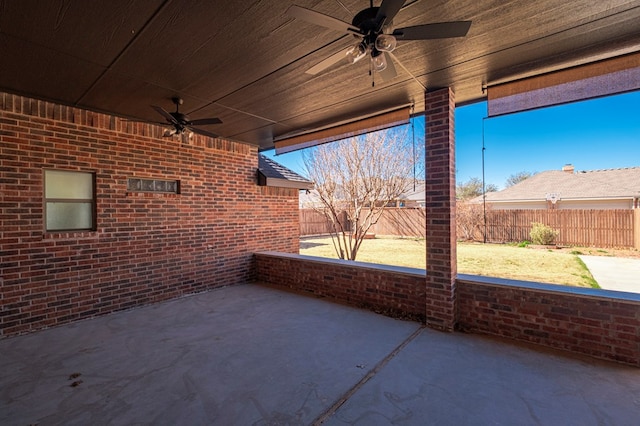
163 128 177 137
346 42 368 64
375 34 397 52
372 50 388 72
346 34 397 72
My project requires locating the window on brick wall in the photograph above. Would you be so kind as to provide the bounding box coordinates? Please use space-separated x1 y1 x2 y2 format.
44 169 96 231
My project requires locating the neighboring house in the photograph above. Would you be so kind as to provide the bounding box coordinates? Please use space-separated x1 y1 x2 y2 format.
479 164 640 210
398 182 427 208
257 154 313 190
300 181 426 209
299 189 323 208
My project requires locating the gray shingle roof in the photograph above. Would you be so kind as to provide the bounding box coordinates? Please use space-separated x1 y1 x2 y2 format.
257 154 313 190
483 167 640 202
399 182 426 202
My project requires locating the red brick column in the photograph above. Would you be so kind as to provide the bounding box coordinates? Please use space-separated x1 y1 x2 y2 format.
425 88 457 331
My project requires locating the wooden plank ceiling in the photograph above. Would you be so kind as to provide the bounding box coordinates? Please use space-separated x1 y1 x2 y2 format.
1 0 639 150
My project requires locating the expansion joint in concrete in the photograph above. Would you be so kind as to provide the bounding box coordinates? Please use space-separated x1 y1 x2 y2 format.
311 325 426 425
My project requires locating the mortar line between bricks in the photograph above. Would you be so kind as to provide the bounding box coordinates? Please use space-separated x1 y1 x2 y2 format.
312 325 426 425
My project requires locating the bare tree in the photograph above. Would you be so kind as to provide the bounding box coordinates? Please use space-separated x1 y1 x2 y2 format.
456 177 498 200
302 127 421 260
505 171 534 187
457 201 488 241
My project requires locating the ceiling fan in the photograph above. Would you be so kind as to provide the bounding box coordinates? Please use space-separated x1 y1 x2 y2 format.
287 0 471 81
152 97 222 138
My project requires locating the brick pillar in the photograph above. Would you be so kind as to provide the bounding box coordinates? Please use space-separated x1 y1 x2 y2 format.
425 88 457 331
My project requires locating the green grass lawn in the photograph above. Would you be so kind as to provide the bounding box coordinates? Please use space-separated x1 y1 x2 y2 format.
299 236 599 288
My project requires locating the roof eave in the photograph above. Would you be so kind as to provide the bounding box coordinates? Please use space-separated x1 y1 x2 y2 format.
258 173 314 190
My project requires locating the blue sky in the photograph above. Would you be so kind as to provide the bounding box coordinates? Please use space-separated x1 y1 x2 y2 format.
264 90 640 190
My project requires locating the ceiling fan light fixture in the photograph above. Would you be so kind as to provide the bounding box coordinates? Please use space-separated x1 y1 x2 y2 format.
163 128 177 137
375 34 397 52
372 51 387 72
346 42 368 64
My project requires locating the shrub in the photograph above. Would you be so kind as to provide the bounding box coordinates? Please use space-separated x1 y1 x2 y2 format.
518 240 531 248
529 222 558 245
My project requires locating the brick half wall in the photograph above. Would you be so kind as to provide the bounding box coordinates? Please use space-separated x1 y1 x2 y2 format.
255 253 639 366
457 274 640 367
255 252 426 321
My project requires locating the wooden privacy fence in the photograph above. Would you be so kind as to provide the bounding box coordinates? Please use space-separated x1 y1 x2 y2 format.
299 209 349 236
300 208 640 249
482 209 637 248
300 208 425 238
367 208 426 238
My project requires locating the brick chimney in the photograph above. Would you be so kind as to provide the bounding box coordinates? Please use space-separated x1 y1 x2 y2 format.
562 164 574 174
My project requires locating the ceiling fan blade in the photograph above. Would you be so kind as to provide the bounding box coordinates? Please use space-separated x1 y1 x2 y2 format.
152 105 179 125
393 21 472 40
287 5 360 34
189 126 219 139
190 117 222 126
306 48 351 75
375 0 405 26
378 53 397 81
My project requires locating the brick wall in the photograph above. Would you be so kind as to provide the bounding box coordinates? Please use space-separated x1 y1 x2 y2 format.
457 275 640 366
0 92 300 337
255 252 426 321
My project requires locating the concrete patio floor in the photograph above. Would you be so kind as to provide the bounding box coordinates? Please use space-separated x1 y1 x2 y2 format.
1 284 639 425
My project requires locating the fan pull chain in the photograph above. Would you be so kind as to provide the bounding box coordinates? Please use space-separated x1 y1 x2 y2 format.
370 59 375 87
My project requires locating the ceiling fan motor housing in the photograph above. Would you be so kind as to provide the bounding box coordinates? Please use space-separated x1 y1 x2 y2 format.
352 7 380 34
152 98 221 138
351 6 394 59
171 112 189 126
